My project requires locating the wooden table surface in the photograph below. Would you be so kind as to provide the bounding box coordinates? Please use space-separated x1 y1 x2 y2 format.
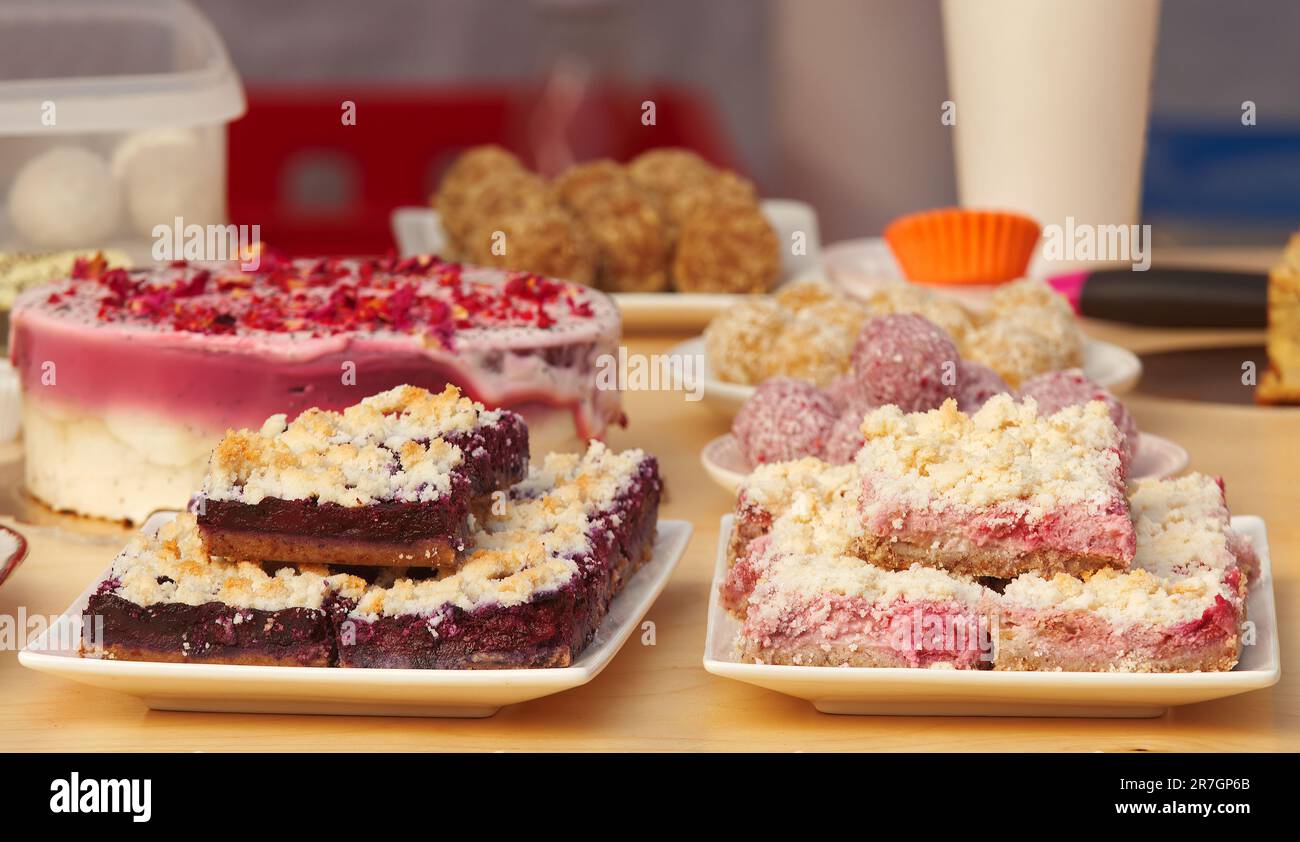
2 250 1296 752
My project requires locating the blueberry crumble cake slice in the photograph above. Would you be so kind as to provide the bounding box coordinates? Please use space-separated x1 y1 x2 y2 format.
852 396 1135 580
83 512 367 666
196 385 528 570
997 473 1256 673
333 443 662 669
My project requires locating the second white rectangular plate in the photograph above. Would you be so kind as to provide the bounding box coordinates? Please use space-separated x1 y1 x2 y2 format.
703 515 1279 718
20 517 693 718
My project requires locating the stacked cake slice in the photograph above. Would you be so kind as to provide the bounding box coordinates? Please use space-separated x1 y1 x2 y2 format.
724 395 1257 673
82 385 662 669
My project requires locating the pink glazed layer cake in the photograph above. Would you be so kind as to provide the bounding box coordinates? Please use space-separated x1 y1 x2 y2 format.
9 254 622 523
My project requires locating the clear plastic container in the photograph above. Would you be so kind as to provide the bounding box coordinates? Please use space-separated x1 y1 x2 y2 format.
0 0 245 261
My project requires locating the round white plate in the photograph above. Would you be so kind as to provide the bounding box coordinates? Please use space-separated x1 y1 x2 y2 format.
822 236 1016 314
701 430 1188 497
671 334 1142 419
392 199 823 332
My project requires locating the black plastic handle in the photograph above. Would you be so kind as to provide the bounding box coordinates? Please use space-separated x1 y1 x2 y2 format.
1077 268 1267 328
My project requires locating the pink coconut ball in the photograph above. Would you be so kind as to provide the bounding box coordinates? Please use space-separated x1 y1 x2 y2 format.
823 411 867 465
1018 368 1139 470
848 314 959 412
732 377 838 464
956 360 1012 413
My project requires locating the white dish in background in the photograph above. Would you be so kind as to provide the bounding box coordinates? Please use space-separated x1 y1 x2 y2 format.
822 236 1012 314
671 335 1142 419
19 513 693 718
701 430 1189 497
391 199 822 332
703 514 1279 718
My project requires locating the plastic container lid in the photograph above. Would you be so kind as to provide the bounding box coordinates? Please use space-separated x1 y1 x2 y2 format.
0 0 245 135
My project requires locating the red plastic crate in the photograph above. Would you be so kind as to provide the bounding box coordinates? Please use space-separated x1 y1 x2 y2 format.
227 84 739 257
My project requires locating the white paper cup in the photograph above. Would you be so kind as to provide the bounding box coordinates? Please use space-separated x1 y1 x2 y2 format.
942 0 1161 271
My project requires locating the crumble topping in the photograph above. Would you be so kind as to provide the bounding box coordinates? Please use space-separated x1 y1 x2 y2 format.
201 384 500 506
1002 474 1243 627
737 458 858 519
107 513 366 611
735 458 989 609
1130 473 1237 578
107 442 651 618
351 441 651 618
1000 567 1229 628
856 395 1123 515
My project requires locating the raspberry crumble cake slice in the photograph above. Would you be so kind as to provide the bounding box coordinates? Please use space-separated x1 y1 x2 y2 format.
83 513 367 666
333 443 662 669
196 385 528 570
852 396 1135 579
723 458 996 668
997 473 1254 673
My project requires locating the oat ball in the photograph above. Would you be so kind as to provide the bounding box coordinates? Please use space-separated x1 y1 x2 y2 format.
774 277 837 311
553 159 628 210
672 198 780 294
467 204 597 286
802 299 869 338
434 146 525 239
964 308 1082 387
626 147 715 204
732 377 837 464
848 314 960 412
1019 368 1138 471
988 277 1074 319
865 283 974 349
823 411 867 465
664 170 758 231
554 162 670 293
955 360 1012 413
763 311 856 387
445 168 552 255
704 298 787 385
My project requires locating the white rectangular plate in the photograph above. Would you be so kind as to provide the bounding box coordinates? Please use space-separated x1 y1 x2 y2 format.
703 515 1279 718
391 199 822 332
20 516 693 718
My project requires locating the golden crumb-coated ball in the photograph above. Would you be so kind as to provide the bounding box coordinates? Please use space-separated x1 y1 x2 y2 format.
672 198 780 294
553 159 629 210
465 205 597 286
554 161 671 292
801 299 869 339
865 283 973 348
762 311 857 387
963 308 1082 388
704 298 787 384
626 147 714 200
434 146 525 240
664 170 758 231
774 277 838 312
988 277 1074 320
443 168 551 254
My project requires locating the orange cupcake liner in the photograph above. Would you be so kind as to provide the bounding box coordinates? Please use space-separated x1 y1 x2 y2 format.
884 207 1041 286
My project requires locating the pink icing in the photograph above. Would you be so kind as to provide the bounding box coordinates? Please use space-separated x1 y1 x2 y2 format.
742 594 990 668
859 477 1136 564
10 256 623 437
